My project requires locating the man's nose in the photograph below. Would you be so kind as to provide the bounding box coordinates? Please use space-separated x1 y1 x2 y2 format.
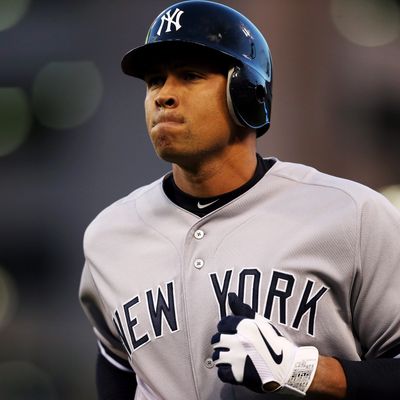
155 76 179 109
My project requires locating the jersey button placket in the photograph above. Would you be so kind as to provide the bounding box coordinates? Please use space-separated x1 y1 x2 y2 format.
193 228 205 269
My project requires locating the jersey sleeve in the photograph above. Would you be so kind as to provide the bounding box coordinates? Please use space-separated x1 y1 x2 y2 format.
79 260 132 369
352 192 400 359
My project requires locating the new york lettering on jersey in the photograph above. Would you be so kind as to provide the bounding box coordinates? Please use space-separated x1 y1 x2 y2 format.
112 268 329 355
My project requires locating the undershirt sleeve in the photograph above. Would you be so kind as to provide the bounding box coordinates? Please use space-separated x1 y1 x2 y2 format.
338 357 400 399
96 350 137 400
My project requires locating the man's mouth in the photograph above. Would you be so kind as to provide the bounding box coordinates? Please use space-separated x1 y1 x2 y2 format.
153 113 185 127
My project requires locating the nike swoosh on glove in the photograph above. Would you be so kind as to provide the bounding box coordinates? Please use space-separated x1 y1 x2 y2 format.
211 293 319 397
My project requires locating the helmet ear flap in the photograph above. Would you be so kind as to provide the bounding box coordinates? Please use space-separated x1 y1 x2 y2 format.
227 65 271 136
226 67 246 129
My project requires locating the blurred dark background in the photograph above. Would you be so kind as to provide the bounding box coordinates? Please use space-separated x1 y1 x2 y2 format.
0 0 399 399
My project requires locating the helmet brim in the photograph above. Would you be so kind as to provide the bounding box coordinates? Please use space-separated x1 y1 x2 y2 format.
121 40 235 79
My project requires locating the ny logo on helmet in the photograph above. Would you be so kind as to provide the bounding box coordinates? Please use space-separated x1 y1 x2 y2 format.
157 8 184 36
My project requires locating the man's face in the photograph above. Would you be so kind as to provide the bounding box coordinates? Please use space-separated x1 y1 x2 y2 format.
144 53 239 168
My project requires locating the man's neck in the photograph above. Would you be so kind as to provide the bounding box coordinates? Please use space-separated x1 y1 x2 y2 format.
171 146 258 198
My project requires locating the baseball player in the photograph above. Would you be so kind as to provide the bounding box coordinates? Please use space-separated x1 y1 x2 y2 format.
79 1 400 399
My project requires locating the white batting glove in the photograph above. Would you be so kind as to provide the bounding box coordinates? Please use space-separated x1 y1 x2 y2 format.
211 293 319 396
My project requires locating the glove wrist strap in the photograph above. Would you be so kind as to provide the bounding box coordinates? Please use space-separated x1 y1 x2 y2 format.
278 346 319 397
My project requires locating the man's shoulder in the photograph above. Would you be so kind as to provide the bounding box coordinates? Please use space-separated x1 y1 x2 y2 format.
83 176 165 242
268 159 387 207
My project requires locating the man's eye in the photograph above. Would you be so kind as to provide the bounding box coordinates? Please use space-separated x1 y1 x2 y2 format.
183 72 202 81
146 76 164 88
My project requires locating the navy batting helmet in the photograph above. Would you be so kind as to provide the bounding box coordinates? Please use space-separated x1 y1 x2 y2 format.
121 0 272 136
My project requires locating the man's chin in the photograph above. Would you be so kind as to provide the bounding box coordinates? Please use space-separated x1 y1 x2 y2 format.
155 147 182 163
155 147 196 166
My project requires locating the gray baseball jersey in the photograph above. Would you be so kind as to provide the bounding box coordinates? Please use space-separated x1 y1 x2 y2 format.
79 158 400 400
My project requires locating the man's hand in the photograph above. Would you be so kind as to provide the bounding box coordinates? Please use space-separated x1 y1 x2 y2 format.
211 293 319 396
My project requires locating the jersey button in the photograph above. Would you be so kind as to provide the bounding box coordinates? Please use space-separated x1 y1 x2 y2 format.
194 258 204 269
204 358 214 368
194 229 205 239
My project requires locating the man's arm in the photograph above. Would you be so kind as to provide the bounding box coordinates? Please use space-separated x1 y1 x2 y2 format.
80 263 137 398
307 356 346 398
311 356 400 399
96 351 137 400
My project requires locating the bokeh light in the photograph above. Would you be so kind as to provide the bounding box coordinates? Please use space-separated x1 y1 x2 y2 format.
0 87 31 157
380 184 400 210
0 361 58 400
0 0 30 32
32 61 103 130
331 0 400 47
0 266 18 330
